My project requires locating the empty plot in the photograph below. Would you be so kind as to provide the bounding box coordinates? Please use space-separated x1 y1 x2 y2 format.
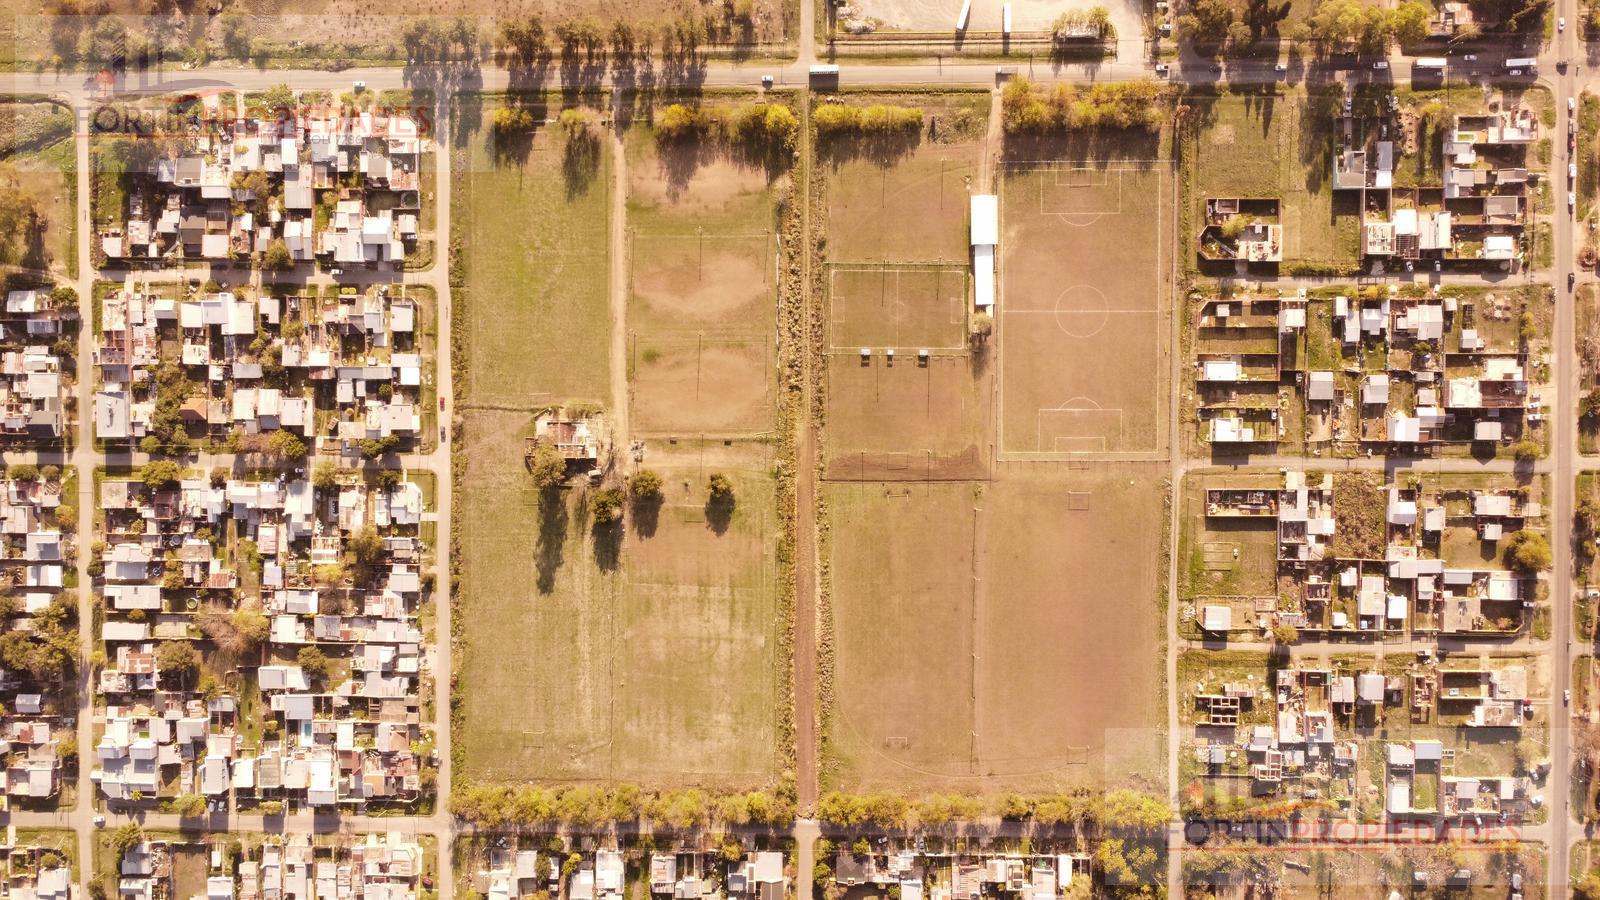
826 144 977 265
457 123 610 408
457 412 780 787
827 465 1166 793
999 164 1169 456
632 338 774 434
631 233 773 333
829 265 969 351
824 354 988 479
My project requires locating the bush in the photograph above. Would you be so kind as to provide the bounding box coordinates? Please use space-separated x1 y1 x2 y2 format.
140 460 180 490
814 103 922 135
708 472 734 500
172 793 206 818
591 487 625 526
629 469 663 499
530 443 567 489
1511 438 1541 462
1503 529 1552 574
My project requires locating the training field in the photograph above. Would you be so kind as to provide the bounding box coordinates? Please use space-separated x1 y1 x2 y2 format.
627 127 779 436
826 141 978 266
458 420 781 786
824 464 1166 794
998 161 1171 458
822 125 991 478
454 100 610 408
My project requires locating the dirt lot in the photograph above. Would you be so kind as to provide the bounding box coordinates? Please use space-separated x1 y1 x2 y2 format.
825 463 1166 794
455 99 611 409
998 160 1171 456
627 126 780 437
825 139 980 267
824 353 990 480
829 265 968 350
457 417 781 786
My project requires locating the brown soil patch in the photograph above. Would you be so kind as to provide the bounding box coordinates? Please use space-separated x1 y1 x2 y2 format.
632 157 771 214
633 341 773 434
634 248 769 322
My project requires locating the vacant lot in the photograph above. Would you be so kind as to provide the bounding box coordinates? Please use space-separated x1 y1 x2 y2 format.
998 159 1170 456
454 97 610 409
1191 92 1355 264
626 125 780 436
0 103 74 277
825 463 1165 794
457 418 780 787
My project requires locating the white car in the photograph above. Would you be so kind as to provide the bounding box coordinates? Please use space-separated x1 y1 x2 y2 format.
1154 63 1170 76
1572 162 1579 182
1560 15 1566 30
1571 96 1578 111
1372 60 1389 70
1571 191 1578 210
1566 689 1572 705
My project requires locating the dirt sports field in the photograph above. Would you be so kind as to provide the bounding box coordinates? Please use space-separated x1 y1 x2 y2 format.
823 111 992 479
824 464 1166 793
997 159 1171 458
626 126 780 436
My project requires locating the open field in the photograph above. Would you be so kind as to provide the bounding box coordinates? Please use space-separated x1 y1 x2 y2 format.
1189 91 1356 264
626 124 781 436
454 97 610 409
824 463 1165 794
998 160 1170 456
0 102 75 277
457 415 781 787
824 131 983 267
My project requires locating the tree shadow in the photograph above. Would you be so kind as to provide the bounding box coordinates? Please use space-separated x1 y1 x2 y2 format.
562 126 603 200
535 488 567 594
705 494 735 536
816 124 925 171
631 494 662 539
592 520 623 571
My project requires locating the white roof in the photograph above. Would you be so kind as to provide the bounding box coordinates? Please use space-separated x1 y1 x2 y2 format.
970 195 998 246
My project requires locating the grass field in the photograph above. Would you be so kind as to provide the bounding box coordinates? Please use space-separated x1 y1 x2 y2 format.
457 419 781 787
625 124 780 436
998 159 1170 456
1190 91 1356 264
824 134 982 267
454 97 610 409
824 463 1166 794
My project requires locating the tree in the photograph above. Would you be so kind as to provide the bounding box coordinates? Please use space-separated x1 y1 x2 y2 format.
1389 0 1431 45
591 487 625 526
313 461 338 490
140 460 180 491
347 525 385 566
262 238 293 270
110 822 144 856
1503 529 1552 574
629 469 663 499
232 610 270 647
172 793 207 818
1178 0 1238 45
48 286 77 313
7 464 38 482
267 430 307 458
298 645 332 681
1270 622 1299 644
1511 438 1542 463
530 443 567 489
155 641 201 679
708 472 734 500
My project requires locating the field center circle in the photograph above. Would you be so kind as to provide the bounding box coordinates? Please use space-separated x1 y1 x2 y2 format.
1053 284 1110 338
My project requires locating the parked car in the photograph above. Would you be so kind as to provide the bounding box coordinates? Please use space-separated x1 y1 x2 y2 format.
1463 53 1478 61
1372 60 1389 70
761 74 774 87
1571 191 1578 210
1570 96 1578 111
1559 15 1566 30
1570 162 1578 182
1273 62 1287 73
1154 63 1170 76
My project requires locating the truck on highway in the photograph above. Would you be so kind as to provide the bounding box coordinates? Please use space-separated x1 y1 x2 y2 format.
809 64 840 86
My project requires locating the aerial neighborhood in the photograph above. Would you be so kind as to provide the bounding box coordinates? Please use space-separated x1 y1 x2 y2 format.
5 0 1600 896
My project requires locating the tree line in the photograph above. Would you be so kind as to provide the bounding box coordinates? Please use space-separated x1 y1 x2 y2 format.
1000 78 1164 134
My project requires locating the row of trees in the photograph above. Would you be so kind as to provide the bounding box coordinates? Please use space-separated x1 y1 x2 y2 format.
813 104 924 136
499 6 759 68
657 103 800 150
453 781 795 828
1180 0 1436 52
817 788 1171 829
1000 78 1164 134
